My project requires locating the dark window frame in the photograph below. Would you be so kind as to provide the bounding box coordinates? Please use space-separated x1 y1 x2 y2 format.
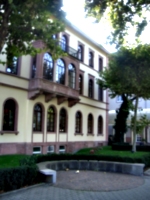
33 104 43 132
98 85 103 101
89 50 94 68
98 56 103 72
98 116 103 135
56 59 66 85
2 99 18 131
88 79 93 98
59 108 67 133
47 106 56 132
68 63 76 89
75 111 82 134
43 53 53 81
87 113 93 135
6 56 21 75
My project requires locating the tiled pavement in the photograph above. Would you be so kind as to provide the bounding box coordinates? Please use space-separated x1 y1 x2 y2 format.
1 170 150 200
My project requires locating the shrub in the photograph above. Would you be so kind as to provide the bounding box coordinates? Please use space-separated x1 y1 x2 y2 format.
0 166 37 192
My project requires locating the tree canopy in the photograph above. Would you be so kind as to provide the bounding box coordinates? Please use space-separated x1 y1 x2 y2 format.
98 44 150 151
98 45 150 99
85 0 150 46
0 0 66 63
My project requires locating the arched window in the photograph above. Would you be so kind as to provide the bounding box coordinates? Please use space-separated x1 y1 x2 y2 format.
78 45 83 61
3 99 16 131
75 111 82 133
68 64 76 89
79 75 83 95
31 56 36 78
43 53 53 81
89 52 93 68
99 57 103 72
47 106 55 132
61 35 67 51
59 108 67 132
98 116 103 134
88 79 93 98
33 104 42 131
88 114 93 134
56 59 65 84
6 57 18 75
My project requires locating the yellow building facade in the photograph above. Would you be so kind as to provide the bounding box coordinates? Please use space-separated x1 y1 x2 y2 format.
0 21 109 154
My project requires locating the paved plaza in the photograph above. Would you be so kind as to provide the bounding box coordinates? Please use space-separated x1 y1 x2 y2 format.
0 170 150 200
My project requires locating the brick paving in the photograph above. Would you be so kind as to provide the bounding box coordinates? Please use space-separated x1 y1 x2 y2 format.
0 171 150 200
55 170 144 191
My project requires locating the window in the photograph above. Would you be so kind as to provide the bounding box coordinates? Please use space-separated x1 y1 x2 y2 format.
56 59 65 84
47 106 55 132
61 35 67 51
33 147 41 154
6 57 18 75
78 45 83 61
68 64 76 89
98 116 103 134
3 99 16 131
75 111 82 133
33 104 42 131
98 86 103 101
88 114 93 134
31 56 36 78
88 79 93 98
79 75 83 95
99 57 103 72
43 53 53 81
47 145 54 154
59 108 67 132
59 145 66 154
89 52 93 68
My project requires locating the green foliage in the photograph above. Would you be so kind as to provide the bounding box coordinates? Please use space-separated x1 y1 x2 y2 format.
0 166 37 192
130 114 150 134
113 94 131 143
19 155 38 167
85 0 150 46
0 0 66 63
98 45 150 99
98 44 150 151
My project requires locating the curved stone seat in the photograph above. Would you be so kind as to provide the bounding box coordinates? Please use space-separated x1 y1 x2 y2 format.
37 160 145 178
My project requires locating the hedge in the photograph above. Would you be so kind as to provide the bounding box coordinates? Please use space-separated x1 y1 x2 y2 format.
112 143 150 151
0 166 38 192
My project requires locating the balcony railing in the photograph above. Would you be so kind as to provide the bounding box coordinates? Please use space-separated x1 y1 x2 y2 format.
58 41 79 60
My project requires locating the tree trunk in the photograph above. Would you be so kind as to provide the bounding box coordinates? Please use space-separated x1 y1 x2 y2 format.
132 96 139 152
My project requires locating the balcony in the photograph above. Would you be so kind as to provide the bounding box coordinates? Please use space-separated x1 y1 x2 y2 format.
58 41 79 60
28 78 80 107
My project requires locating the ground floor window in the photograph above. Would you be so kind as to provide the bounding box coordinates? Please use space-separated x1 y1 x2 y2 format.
47 145 54 154
33 146 41 154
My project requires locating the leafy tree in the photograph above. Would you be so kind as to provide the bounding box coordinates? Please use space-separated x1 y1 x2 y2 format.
113 94 132 143
130 114 150 136
0 0 66 63
85 0 150 46
97 44 150 152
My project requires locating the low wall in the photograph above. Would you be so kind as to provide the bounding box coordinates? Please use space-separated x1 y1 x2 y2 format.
37 160 145 176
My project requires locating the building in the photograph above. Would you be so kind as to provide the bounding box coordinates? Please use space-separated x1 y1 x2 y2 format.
109 95 150 144
0 20 109 155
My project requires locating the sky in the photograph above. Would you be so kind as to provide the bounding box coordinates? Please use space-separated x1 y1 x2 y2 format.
63 0 150 53
62 0 116 53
